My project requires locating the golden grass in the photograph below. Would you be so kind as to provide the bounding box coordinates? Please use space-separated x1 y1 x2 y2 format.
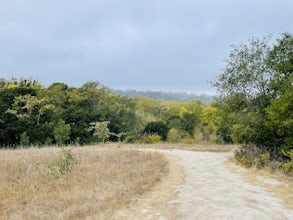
0 146 168 219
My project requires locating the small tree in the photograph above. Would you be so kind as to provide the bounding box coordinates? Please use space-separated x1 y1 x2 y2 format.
91 121 111 144
20 132 30 147
54 119 71 146
49 147 77 176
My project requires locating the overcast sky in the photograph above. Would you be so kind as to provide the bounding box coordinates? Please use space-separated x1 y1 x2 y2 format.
0 0 292 93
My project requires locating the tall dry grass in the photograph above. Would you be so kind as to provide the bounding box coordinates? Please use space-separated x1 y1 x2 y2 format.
0 146 168 219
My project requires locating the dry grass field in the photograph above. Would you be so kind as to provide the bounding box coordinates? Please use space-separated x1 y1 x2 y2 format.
0 146 168 219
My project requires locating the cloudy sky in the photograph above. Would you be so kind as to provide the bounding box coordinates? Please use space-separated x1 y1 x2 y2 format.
0 0 292 93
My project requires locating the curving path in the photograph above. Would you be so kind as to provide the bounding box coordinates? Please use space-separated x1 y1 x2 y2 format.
167 150 293 220
115 149 293 220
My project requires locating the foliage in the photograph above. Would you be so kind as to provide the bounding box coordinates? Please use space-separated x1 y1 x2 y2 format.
0 79 139 147
282 150 293 175
214 33 293 162
142 134 161 144
254 152 270 169
167 128 182 143
20 132 30 147
265 74 293 156
91 121 111 144
234 145 269 168
54 120 71 146
49 147 77 176
0 77 216 146
143 121 169 141
124 132 142 143
216 126 232 144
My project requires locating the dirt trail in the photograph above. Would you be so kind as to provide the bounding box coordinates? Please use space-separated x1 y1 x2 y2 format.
168 150 293 220
115 149 293 220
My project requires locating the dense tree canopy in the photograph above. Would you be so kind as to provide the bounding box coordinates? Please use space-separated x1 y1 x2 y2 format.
214 33 293 158
0 78 218 147
0 79 139 147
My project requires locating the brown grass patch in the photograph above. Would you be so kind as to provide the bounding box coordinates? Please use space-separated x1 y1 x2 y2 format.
0 146 168 219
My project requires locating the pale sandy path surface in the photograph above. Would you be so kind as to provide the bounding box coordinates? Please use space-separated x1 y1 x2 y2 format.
115 149 293 220
168 150 293 220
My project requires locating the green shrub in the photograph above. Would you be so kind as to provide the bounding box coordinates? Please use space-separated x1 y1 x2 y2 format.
49 147 77 176
283 161 293 174
282 150 293 175
234 145 266 168
254 152 270 168
143 121 168 141
167 128 182 143
20 132 29 147
142 134 161 144
124 133 141 143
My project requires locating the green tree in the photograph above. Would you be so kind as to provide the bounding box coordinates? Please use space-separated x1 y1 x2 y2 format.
214 33 293 158
91 121 111 144
54 120 71 146
266 67 293 156
0 78 41 146
214 35 275 147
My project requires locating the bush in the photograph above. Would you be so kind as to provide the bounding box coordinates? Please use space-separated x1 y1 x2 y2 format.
282 150 293 175
142 134 161 144
216 126 233 144
143 121 168 141
20 132 30 147
254 152 270 168
283 161 293 174
49 147 77 176
234 144 269 168
167 128 182 143
124 133 142 143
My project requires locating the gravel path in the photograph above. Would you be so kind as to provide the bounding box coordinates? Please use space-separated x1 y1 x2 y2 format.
167 150 293 220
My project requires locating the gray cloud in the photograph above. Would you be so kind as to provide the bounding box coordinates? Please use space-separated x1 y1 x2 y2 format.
1 0 292 93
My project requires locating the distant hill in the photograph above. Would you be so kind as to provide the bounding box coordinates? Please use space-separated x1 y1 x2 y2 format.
113 89 214 101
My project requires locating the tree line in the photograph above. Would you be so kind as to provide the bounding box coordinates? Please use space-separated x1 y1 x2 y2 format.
0 79 219 147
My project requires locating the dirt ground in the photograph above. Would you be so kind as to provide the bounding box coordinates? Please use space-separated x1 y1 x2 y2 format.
114 149 293 220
